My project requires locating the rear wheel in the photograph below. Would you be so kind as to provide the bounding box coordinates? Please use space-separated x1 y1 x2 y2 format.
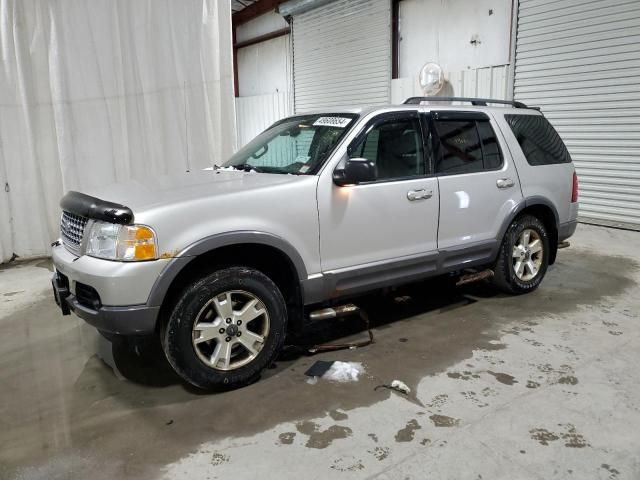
162 267 287 390
493 215 549 294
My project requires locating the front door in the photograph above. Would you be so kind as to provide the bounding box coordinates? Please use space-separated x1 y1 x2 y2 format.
317 111 440 284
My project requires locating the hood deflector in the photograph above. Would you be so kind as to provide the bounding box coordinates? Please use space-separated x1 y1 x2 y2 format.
60 191 134 224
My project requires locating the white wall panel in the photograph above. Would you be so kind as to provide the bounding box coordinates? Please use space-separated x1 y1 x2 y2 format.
237 35 291 96
514 0 640 229
398 0 512 77
292 0 391 112
0 0 235 263
391 65 510 103
235 92 293 147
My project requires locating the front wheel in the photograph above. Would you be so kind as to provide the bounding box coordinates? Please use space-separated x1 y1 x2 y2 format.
162 267 287 390
493 215 550 294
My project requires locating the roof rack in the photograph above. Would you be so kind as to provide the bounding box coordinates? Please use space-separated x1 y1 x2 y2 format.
403 96 532 109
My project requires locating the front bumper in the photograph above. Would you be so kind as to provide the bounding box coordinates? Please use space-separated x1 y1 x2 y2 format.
51 242 170 335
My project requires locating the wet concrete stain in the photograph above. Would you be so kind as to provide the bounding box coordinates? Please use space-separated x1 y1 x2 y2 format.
429 414 461 428
558 376 579 385
395 419 422 442
461 391 489 408
1 250 635 479
523 338 544 347
608 330 623 336
559 424 590 448
530 424 589 448
481 386 497 397
328 409 348 421
331 456 365 472
530 428 560 445
420 438 432 446
278 432 296 445
368 433 379 443
211 452 229 466
447 371 480 380
427 394 449 410
601 463 620 479
487 371 518 385
368 446 390 461
526 380 541 389
3 291 23 297
295 421 352 449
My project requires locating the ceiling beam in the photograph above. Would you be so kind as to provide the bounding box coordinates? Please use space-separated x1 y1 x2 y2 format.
232 0 288 26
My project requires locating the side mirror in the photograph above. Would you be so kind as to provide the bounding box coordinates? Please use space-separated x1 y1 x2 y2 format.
333 158 377 186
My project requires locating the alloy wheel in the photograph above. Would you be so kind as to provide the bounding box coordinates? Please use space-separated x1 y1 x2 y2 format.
512 228 544 281
191 290 270 371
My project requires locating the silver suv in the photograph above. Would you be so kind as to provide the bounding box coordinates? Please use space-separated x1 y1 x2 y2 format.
51 97 578 389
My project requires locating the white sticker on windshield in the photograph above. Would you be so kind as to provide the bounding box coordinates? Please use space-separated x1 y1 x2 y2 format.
313 117 352 128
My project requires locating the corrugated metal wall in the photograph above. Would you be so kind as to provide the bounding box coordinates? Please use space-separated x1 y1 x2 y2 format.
514 0 640 229
292 0 391 112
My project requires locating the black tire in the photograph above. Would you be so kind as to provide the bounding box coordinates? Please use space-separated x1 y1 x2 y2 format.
162 266 287 390
493 215 550 294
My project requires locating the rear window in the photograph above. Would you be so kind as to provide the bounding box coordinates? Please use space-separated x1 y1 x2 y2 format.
505 114 571 166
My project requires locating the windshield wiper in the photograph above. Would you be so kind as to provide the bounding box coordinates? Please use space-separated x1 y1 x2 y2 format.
231 163 263 173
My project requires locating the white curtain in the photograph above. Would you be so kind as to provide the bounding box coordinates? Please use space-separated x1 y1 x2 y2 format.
0 0 235 263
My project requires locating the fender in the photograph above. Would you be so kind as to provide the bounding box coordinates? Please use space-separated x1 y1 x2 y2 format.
495 196 560 264
146 231 308 308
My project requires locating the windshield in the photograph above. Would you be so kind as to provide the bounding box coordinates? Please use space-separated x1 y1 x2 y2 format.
222 114 358 174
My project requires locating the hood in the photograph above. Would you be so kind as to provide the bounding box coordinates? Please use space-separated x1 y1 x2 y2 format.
81 169 306 214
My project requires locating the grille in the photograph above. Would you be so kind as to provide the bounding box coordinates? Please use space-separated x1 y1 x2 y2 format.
60 211 89 255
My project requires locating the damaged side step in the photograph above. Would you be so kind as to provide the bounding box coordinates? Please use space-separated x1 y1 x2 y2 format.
309 304 360 322
456 269 494 286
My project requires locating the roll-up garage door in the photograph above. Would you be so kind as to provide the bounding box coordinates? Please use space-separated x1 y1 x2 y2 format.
292 0 391 113
514 0 640 229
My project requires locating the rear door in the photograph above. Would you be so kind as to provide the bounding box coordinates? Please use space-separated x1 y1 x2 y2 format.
428 111 523 251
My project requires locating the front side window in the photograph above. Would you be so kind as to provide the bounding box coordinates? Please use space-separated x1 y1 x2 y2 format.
224 114 358 174
505 114 571 166
349 116 425 181
433 117 503 175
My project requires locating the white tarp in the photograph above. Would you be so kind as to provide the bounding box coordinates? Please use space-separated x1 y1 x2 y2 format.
0 0 235 263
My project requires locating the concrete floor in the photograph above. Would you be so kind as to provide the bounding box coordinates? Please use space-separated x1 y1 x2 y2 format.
1 224 639 480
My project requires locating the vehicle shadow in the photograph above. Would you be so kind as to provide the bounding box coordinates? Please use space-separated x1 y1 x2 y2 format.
106 276 501 389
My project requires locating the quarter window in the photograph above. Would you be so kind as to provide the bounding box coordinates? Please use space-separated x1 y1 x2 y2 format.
505 114 571 166
350 116 426 181
433 118 503 175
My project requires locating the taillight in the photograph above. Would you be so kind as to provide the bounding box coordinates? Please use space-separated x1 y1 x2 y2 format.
571 172 579 203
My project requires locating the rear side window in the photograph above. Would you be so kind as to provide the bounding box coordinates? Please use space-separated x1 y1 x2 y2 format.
505 114 572 166
432 117 503 175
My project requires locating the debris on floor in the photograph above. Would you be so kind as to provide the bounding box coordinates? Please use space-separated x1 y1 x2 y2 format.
304 360 334 378
304 360 365 383
374 379 411 395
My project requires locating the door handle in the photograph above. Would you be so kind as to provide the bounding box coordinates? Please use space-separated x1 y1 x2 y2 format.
496 178 515 189
407 189 433 201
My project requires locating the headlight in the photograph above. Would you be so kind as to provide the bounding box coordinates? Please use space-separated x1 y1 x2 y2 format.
85 222 157 261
